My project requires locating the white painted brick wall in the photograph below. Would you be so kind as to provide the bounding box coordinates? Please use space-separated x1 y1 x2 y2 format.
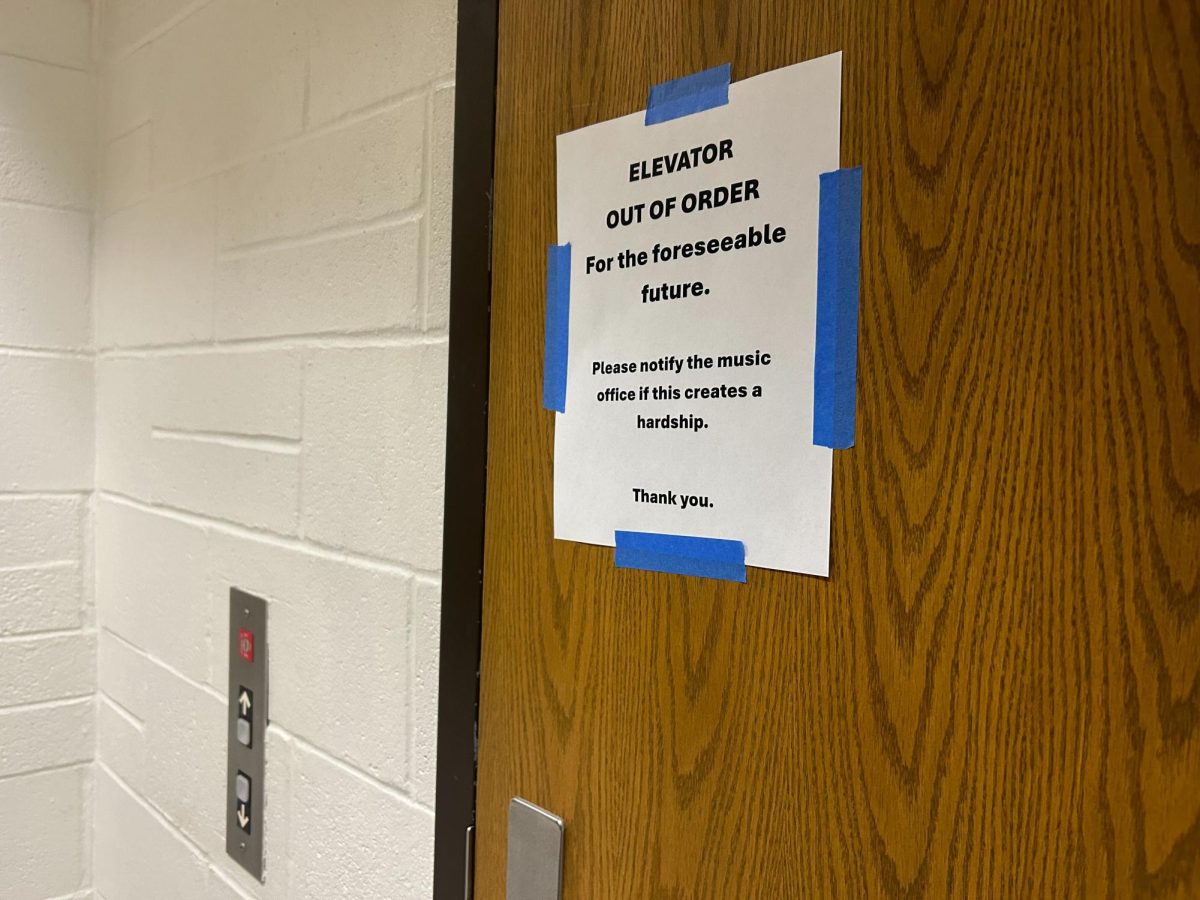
0 495 86 568
426 86 456 332
216 99 425 249
0 0 91 70
0 205 91 350
303 344 448 569
95 500 210 682
93 766 219 900
287 740 436 898
307 0 455 127
1 0 456 894
0 54 93 208
0 562 85 636
0 2 96 898
0 495 86 639
214 223 423 340
99 43 150 141
0 355 94 491
0 632 95 707
98 123 150 214
0 699 94 777
100 0 195 60
96 353 304 531
147 0 307 188
90 1 456 897
93 178 216 347
0 766 89 898
410 578 441 809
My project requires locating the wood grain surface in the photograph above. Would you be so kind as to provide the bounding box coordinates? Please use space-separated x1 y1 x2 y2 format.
475 0 1200 895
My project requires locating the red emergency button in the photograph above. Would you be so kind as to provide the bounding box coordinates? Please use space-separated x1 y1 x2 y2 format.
238 628 254 662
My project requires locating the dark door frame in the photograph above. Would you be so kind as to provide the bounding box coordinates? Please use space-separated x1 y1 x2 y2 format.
433 0 499 897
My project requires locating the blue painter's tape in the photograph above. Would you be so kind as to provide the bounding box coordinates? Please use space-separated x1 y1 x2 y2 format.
645 63 731 126
813 167 863 449
543 243 571 412
615 530 746 583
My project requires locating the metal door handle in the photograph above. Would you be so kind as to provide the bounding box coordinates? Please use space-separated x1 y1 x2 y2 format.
506 798 563 899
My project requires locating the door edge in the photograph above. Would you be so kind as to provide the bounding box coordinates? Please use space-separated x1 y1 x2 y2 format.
433 0 499 897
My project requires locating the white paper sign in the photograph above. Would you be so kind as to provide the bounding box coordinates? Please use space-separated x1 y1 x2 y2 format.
553 54 842 576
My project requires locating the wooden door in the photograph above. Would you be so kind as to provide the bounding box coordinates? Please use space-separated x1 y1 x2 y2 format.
475 0 1199 896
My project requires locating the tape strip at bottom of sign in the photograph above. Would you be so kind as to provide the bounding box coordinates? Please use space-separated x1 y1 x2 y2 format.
614 530 746 583
543 243 572 412
644 63 732 126
813 166 863 449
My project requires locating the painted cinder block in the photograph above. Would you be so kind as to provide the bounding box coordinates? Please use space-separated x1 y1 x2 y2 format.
93 767 210 900
138 657 227 860
93 359 147 498
97 639 230 848
157 422 301 535
75 0 460 891
100 0 195 58
96 352 301 477
0 38 101 886
0 495 84 639
0 356 93 491
95 500 209 683
0 631 95 707
302 343 448 570
410 578 440 808
425 85 456 331
217 99 425 249
0 204 90 349
307 0 456 125
0 126 92 208
96 695 147 799
0 765 87 898
148 0 306 186
96 628 154 722
215 222 422 340
100 123 152 215
93 178 216 348
0 563 84 636
0 55 93 207
154 353 303 438
100 43 152 140
0 698 92 777
96 354 302 533
0 55 92 133
288 740 435 899
0 495 84 567
0 0 91 69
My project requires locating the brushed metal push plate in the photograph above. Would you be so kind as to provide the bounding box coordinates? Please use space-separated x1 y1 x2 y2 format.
226 588 267 880
507 798 564 900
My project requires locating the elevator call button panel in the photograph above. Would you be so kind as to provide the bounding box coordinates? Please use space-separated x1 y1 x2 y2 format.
226 588 267 881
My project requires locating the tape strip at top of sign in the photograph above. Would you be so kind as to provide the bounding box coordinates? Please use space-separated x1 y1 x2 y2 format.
547 55 860 583
644 63 732 125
